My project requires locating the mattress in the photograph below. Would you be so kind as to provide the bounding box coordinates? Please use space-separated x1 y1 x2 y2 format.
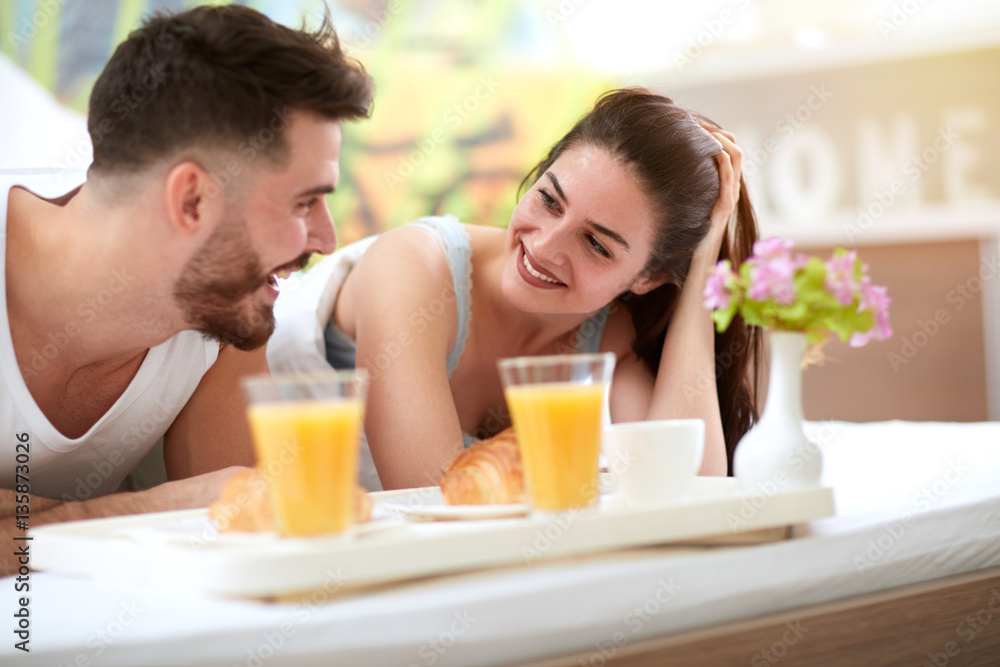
6 420 1000 666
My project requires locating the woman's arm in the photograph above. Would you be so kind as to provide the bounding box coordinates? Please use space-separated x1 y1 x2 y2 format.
608 131 742 476
646 130 742 475
349 227 466 490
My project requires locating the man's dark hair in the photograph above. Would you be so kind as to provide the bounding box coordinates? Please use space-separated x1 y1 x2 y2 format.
87 4 373 174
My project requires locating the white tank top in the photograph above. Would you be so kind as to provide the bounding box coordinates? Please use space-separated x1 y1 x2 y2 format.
0 169 220 500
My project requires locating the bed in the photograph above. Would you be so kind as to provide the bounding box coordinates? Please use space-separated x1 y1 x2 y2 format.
4 420 999 666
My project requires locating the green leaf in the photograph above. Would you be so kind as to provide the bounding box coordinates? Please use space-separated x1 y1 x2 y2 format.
711 245 888 343
806 329 827 344
713 302 739 332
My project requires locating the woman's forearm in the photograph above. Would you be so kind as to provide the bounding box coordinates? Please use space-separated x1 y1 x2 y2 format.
646 251 727 476
644 127 744 476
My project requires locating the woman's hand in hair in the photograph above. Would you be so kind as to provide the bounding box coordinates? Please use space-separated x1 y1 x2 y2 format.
694 127 743 265
649 126 743 475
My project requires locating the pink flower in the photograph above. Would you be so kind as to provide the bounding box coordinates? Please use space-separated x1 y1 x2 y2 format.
849 278 893 347
747 254 797 305
752 236 794 260
745 236 799 305
706 235 892 346
704 260 735 310
825 251 859 306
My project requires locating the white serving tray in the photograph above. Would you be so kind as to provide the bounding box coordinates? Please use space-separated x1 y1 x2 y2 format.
30 478 834 598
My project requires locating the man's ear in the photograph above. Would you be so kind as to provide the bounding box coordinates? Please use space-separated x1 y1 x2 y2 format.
629 274 668 295
164 161 221 236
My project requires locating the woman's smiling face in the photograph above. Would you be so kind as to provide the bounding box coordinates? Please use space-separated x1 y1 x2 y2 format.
501 143 664 316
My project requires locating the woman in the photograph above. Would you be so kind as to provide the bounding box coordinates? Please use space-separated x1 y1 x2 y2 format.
268 88 761 491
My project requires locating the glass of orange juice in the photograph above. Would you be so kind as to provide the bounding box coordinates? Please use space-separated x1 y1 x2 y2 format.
241 370 367 537
498 353 615 515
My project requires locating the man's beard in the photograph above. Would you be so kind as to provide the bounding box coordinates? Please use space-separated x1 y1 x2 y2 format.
173 209 308 351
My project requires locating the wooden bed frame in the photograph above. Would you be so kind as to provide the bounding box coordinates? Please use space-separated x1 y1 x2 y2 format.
526 565 1000 666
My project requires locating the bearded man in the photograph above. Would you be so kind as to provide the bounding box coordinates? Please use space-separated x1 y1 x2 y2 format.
0 4 372 575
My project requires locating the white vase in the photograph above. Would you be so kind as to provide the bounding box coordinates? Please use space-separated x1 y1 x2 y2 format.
734 331 823 492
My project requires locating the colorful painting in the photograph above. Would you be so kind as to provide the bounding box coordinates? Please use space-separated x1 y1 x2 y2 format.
0 0 612 240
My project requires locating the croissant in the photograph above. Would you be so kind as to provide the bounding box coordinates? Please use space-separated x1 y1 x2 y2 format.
440 427 525 505
209 468 372 531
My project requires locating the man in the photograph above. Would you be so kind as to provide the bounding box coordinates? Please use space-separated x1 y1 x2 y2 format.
1 5 372 575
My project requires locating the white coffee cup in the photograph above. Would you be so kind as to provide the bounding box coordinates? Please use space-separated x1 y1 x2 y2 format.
604 419 706 505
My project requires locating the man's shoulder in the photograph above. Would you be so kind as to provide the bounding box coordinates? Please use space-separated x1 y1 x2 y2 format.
0 168 85 176
0 168 86 187
0 169 87 210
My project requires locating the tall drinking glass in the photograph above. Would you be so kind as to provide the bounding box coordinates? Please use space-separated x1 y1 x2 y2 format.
498 353 615 515
241 370 367 537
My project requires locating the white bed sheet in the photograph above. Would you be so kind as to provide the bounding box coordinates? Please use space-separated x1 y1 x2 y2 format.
3 420 999 666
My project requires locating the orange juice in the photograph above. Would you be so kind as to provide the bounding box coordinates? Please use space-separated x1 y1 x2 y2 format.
504 382 605 511
246 399 363 536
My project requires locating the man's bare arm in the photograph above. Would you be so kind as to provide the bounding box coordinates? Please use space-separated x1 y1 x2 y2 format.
0 467 242 576
0 490 60 518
